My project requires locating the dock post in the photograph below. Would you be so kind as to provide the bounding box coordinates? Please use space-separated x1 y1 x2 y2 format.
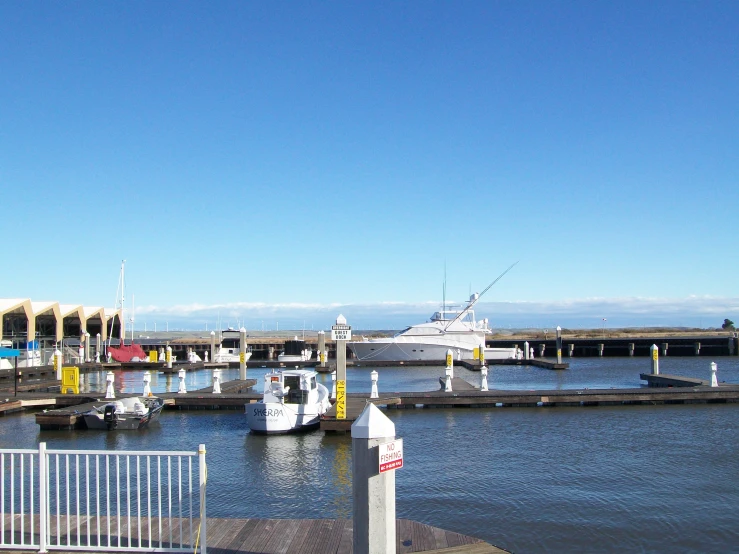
661 342 668 356
331 370 337 399
371 370 379 399
568 343 575 357
84 332 91 362
556 326 562 364
628 343 635 357
710 362 718 387
166 344 173 369
210 331 216 364
445 349 454 378
479 342 486 367
78 333 85 365
597 343 604 357
480 366 488 391
178 368 187 394
650 344 659 375
333 315 351 420
143 371 152 396
53 346 62 380
239 327 247 380
96 333 101 363
198 444 208 554
524 341 530 360
212 368 222 394
105 371 115 399
318 330 326 368
694 342 701 356
538 344 545 358
351 403 397 554
444 366 453 392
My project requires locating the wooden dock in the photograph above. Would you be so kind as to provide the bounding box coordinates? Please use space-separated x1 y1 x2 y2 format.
0 515 506 553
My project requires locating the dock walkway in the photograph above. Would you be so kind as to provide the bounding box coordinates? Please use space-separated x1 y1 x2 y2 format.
0 515 506 553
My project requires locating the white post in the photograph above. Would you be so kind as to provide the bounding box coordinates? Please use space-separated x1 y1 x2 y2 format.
159 347 165 362
445 349 454 379
370 370 379 399
351 404 396 554
710 362 718 387
105 371 115 399
143 371 152 396
96 333 101 363
178 368 187 394
480 366 488 391
38 442 48 554
204 351 209 363
556 326 562 364
444 367 453 392
53 347 63 380
198 444 208 554
212 368 221 394
331 370 337 400
239 327 247 380
84 332 91 362
166 345 173 369
479 342 485 367
210 330 216 365
650 344 659 375
524 341 530 360
78 335 84 365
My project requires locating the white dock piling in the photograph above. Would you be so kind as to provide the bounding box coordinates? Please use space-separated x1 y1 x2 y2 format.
105 371 115 399
84 332 91 362
143 371 152 396
212 368 222 394
166 345 173 369
178 368 187 394
239 327 247 380
445 349 454 379
711 362 718 387
210 330 216 365
524 341 530 360
650 344 659 375
96 333 101 363
370 370 379 399
53 347 62 380
351 403 398 554
481 366 488 391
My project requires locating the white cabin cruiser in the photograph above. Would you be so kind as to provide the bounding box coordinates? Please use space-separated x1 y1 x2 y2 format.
277 338 313 363
245 368 330 434
213 346 252 363
348 285 521 363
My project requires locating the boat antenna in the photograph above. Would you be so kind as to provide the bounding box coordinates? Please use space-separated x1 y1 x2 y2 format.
443 262 447 317
443 261 519 330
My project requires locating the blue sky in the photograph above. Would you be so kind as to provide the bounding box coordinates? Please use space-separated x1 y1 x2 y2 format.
1 1 737 330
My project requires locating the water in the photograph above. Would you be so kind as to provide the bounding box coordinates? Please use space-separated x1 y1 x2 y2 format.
3 357 739 553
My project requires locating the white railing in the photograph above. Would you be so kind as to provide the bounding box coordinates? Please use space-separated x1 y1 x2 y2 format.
0 443 206 554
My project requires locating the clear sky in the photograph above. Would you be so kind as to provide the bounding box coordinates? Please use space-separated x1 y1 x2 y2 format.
1 1 737 330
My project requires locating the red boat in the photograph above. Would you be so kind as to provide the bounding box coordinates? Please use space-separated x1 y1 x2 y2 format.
107 343 148 363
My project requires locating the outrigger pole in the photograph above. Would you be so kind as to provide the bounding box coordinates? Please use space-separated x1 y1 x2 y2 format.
443 261 519 331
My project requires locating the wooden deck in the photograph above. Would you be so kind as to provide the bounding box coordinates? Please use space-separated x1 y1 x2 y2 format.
0 516 507 553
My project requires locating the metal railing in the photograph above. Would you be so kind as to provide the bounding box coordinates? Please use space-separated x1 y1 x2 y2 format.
0 443 206 554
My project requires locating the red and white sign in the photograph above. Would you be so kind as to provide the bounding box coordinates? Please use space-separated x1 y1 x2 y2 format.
378 439 403 473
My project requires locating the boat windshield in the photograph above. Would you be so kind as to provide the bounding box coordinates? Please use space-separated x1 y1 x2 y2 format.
394 327 412 337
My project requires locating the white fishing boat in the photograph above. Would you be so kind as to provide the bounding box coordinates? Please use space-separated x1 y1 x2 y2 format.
245 368 330 434
82 396 164 430
213 329 252 363
348 266 521 363
277 337 313 363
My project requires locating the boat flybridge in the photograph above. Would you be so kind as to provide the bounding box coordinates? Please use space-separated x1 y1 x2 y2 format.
245 368 331 434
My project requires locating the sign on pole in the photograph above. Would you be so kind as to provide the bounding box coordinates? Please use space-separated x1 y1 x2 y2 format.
378 438 403 473
331 323 352 341
336 379 346 419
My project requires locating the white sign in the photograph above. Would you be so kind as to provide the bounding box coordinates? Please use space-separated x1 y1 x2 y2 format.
331 324 352 341
378 438 403 473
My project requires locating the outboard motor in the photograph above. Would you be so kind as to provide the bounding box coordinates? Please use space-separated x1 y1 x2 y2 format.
103 404 118 430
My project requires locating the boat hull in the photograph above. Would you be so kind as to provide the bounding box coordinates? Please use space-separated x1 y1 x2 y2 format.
348 341 519 362
245 402 322 434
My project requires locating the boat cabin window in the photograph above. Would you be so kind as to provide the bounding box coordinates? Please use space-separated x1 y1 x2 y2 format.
284 375 309 404
284 376 300 391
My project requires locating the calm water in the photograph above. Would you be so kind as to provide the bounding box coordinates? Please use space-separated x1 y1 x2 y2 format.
2 357 739 553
